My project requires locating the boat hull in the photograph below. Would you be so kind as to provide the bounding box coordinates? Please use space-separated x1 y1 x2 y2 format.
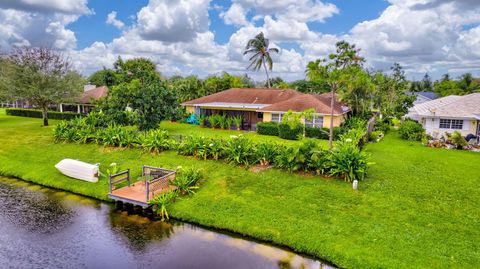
55 159 99 183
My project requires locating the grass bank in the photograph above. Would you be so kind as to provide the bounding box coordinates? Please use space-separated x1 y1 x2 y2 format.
0 109 478 268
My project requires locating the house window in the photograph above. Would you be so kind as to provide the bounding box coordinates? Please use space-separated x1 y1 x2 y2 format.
271 113 282 123
439 119 463 129
257 112 264 119
305 115 324 128
451 120 463 129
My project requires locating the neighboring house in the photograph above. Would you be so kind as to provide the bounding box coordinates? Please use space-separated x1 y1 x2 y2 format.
406 92 480 138
182 88 350 130
59 85 108 114
408 91 439 106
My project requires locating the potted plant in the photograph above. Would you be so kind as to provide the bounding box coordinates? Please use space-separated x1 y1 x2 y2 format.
232 115 242 131
198 115 206 128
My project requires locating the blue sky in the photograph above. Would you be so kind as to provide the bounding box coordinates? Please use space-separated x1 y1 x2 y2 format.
1 0 479 81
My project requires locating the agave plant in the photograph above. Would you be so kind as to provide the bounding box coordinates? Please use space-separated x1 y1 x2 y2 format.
148 190 178 221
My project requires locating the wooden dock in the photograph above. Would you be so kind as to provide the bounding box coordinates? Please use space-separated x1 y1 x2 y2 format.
108 166 176 208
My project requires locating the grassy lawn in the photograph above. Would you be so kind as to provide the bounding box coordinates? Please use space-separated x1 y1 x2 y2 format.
0 108 479 268
161 121 330 147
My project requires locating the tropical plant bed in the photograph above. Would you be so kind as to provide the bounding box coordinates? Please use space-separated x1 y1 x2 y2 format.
0 109 479 268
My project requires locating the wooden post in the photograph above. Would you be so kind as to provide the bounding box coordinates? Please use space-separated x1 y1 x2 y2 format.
146 181 150 202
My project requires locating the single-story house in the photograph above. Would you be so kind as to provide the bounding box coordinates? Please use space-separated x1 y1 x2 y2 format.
182 88 350 130
407 91 439 105
406 92 480 138
60 85 108 114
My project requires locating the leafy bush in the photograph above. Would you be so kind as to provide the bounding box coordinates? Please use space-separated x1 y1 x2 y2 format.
343 117 367 130
275 140 321 172
451 131 467 149
333 126 346 140
148 190 178 221
399 120 424 141
327 140 369 182
278 123 302 140
374 119 390 134
257 122 279 136
177 136 224 160
305 126 330 139
172 167 203 195
140 129 173 153
98 124 137 147
255 143 279 166
6 108 83 120
223 135 256 166
369 131 382 142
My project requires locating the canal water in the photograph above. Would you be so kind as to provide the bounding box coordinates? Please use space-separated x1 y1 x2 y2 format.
0 177 333 269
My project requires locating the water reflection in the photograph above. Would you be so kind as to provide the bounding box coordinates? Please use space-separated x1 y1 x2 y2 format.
0 179 74 234
108 209 175 251
0 177 335 269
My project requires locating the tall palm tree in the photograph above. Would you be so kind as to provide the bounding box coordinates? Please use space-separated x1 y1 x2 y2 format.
244 32 279 88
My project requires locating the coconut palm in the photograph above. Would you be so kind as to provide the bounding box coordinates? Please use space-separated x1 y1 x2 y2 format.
244 32 279 88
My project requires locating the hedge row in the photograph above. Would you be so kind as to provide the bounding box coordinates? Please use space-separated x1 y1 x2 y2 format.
6 108 83 120
257 121 345 141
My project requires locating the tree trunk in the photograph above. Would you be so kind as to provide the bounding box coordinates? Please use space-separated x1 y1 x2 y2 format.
42 106 49 126
329 84 336 150
263 59 271 88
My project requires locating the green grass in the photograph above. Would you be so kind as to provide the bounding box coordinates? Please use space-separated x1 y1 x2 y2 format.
0 108 479 268
161 121 329 147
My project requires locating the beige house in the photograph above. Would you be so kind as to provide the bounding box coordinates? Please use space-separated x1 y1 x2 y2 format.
406 92 480 138
60 85 108 114
182 88 350 130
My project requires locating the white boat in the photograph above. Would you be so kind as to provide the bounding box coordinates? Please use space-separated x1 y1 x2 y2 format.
55 159 99 183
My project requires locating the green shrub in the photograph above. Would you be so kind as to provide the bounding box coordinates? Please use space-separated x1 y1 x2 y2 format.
278 123 302 140
327 140 369 182
257 122 279 136
369 131 382 142
223 135 256 166
274 140 321 172
343 116 367 130
148 190 178 221
140 129 173 153
219 115 232 129
451 131 467 149
305 126 321 138
255 143 280 166
399 120 424 141
374 119 390 134
6 108 83 120
172 167 203 195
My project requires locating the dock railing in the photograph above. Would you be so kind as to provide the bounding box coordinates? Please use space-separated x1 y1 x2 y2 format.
142 165 176 202
109 169 130 193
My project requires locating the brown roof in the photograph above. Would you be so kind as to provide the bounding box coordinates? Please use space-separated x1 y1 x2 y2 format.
78 86 108 104
258 93 347 114
182 88 303 105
